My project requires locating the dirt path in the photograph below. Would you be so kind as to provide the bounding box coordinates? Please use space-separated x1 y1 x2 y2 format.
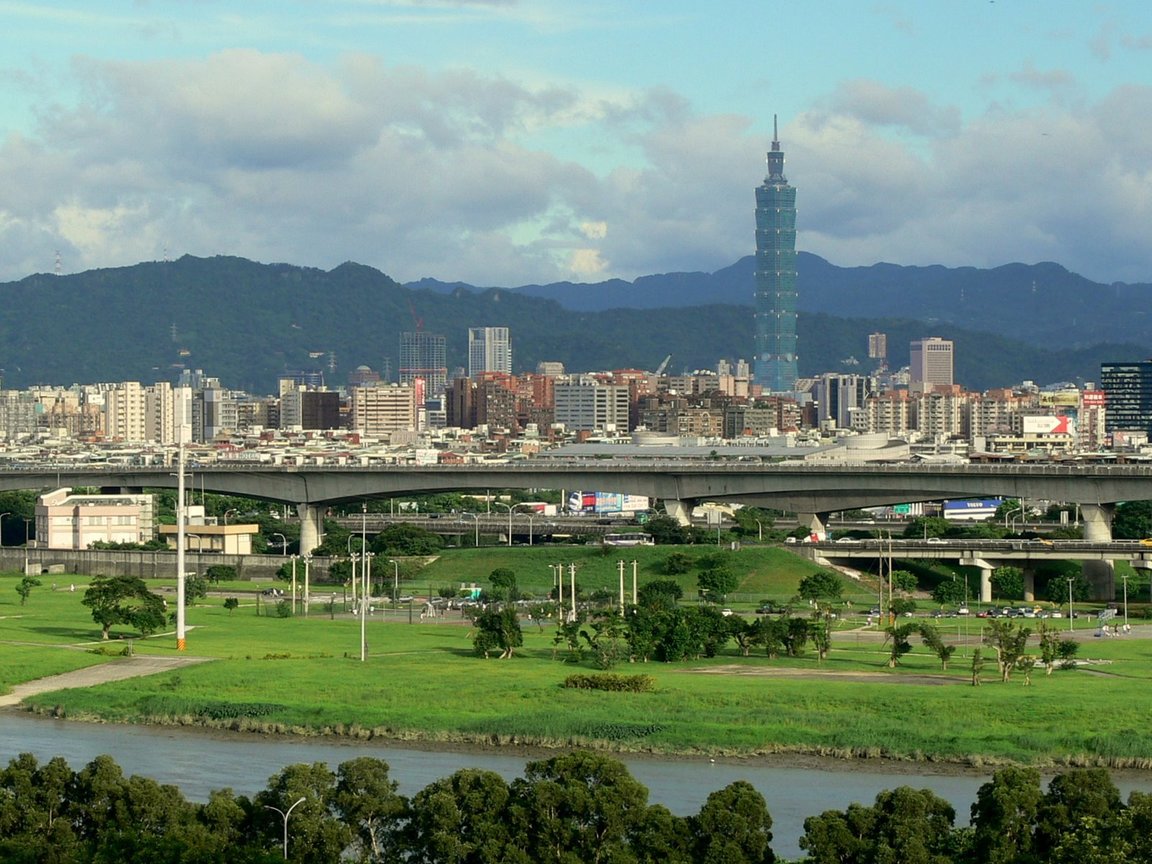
0 655 213 708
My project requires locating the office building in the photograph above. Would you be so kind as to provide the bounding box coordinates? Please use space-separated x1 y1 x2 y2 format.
753 117 798 393
554 377 631 432
399 331 448 395
468 327 512 378
910 337 954 393
1100 361 1152 436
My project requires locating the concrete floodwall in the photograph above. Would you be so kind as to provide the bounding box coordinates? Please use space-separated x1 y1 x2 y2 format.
0 548 334 583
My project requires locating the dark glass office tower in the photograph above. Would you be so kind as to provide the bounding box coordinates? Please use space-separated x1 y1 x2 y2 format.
753 118 798 393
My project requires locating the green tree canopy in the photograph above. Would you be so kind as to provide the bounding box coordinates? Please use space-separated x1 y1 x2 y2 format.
82 576 167 640
371 524 444 557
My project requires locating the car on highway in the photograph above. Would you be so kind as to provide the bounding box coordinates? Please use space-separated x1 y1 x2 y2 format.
925 537 945 544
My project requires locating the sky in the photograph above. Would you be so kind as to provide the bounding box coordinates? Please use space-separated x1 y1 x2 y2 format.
1 1 1150 289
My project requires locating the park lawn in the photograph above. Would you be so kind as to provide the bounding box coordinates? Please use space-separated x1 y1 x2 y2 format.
4 580 1152 767
418 545 869 609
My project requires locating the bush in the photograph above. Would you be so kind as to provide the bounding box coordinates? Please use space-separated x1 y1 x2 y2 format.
562 673 655 693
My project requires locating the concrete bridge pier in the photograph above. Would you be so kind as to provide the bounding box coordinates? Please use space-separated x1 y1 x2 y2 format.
663 499 695 527
961 557 994 603
1023 566 1036 603
797 512 831 541
1080 503 1116 600
297 503 324 554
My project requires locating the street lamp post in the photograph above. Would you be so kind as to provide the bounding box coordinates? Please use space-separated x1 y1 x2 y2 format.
511 503 535 546
264 796 306 860
347 534 361 605
290 555 298 615
302 556 311 617
271 533 287 556
223 508 238 525
462 512 479 547
1067 577 1075 632
494 502 513 547
1121 573 1129 628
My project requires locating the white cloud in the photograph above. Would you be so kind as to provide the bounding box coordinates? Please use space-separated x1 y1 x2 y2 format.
0 53 1150 288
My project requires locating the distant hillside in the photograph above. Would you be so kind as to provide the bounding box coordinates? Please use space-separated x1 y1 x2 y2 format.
0 255 1146 394
411 253 1152 351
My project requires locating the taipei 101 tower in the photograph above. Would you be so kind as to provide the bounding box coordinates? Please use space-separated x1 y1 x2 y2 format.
752 117 798 393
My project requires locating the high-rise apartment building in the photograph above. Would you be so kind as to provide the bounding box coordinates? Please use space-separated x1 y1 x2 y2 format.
909 337 954 393
350 383 416 437
553 377 631 432
753 118 798 393
399 331 448 395
468 327 512 378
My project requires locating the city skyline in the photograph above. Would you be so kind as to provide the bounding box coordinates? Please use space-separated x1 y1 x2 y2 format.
1 3 1150 287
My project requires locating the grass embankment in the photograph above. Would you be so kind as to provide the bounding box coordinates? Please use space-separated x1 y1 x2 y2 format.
1 548 1149 768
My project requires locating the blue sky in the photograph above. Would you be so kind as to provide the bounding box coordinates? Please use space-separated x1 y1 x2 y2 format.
1 1 1150 287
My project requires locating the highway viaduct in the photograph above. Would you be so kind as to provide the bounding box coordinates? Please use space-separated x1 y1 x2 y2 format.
4 461 1152 596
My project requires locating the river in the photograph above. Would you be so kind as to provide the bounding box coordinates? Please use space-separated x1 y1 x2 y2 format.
3 712 1150 860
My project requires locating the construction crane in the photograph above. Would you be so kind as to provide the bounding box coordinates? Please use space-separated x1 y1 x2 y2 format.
654 354 673 376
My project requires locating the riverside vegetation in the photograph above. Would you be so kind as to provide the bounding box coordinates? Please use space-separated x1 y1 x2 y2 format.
1 747 1150 863
1 545 1150 768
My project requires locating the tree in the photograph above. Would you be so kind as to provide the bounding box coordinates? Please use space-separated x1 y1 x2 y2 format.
645 515 688 545
984 619 1032 683
890 569 918 593
903 516 948 539
931 577 967 606
636 579 683 610
509 751 651 864
488 568 519 603
14 576 40 605
918 623 957 671
1038 621 1079 675
331 757 407 864
1033 769 1122 861
884 623 917 667
82 576 167 640
969 765 1042 864
471 607 523 659
796 571 843 603
406 768 518 864
691 780 776 864
223 597 239 615
662 551 695 575
992 566 1024 600
697 565 738 602
1111 500 1152 540
205 564 237 584
184 574 208 605
801 786 956 864
255 762 350 864
372 523 444 557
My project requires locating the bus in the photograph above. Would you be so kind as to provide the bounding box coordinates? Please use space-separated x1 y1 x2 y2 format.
602 533 655 547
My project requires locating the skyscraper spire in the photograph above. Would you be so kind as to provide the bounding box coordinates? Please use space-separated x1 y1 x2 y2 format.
753 117 798 393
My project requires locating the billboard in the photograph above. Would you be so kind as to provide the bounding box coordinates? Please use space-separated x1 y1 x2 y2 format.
1022 415 1074 435
943 499 1002 521
567 491 650 514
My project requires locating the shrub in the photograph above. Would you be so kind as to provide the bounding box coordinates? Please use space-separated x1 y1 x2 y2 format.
562 673 655 693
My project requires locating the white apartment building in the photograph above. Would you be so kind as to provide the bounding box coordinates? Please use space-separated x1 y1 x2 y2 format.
35 487 155 550
554 378 631 432
104 381 148 442
351 383 416 437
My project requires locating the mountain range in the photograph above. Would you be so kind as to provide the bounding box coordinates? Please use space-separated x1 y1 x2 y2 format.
0 253 1147 395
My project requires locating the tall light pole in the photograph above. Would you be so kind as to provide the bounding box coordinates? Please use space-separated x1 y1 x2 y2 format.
302 556 311 617
271 533 287 556
1067 577 1075 632
175 434 187 651
389 559 399 604
494 502 514 547
264 796 306 860
223 508 238 525
512 503 535 545
290 555 299 615
347 534 361 604
1121 573 1129 628
462 512 479 548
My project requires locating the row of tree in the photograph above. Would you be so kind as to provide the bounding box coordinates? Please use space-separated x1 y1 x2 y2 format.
1 749 1146 863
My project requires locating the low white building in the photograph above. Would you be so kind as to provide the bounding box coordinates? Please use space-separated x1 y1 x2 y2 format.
35 487 155 550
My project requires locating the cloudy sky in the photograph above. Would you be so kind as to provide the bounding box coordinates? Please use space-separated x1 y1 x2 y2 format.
1 1 1150 288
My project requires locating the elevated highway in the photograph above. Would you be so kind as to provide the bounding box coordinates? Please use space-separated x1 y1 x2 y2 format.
3 461 1150 595
802 538 1152 603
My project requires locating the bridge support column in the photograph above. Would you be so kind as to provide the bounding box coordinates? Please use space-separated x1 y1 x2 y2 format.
663 499 694 527
797 512 831 542
962 558 994 604
297 503 324 555
1080 504 1116 601
1022 567 1035 603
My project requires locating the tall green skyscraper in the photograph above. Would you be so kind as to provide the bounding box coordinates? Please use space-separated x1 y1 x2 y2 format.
753 118 798 393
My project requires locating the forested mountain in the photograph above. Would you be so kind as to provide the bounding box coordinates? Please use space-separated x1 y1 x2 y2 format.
0 254 1145 394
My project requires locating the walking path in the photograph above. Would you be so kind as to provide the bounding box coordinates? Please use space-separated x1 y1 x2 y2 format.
0 655 213 708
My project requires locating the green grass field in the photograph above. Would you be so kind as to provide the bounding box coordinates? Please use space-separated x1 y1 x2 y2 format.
2 548 1149 768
